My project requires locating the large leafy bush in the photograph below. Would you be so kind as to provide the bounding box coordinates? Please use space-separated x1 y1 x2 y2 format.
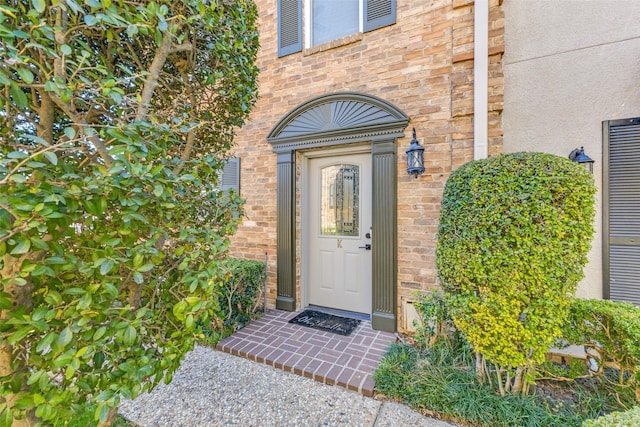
437 152 596 393
0 0 259 425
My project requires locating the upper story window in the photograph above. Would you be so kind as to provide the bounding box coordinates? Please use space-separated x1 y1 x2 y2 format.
278 0 396 57
312 0 359 46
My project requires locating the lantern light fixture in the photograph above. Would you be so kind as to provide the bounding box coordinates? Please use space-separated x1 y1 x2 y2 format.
569 146 595 174
406 128 425 178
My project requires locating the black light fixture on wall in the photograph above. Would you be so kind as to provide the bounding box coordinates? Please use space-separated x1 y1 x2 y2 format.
406 128 425 178
569 146 595 174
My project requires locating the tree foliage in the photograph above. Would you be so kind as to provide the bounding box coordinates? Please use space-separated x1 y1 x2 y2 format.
0 0 259 424
436 152 596 394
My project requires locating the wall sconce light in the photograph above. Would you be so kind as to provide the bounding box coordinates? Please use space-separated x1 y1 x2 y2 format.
406 128 425 178
568 146 594 174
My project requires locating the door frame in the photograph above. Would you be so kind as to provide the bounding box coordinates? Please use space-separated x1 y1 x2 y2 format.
300 145 373 313
266 92 409 332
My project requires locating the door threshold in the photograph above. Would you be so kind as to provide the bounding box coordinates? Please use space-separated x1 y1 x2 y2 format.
307 305 371 321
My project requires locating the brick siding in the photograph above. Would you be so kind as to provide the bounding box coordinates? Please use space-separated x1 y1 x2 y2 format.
228 0 504 331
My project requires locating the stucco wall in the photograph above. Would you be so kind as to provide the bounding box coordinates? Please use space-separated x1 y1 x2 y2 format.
503 0 640 298
229 0 504 330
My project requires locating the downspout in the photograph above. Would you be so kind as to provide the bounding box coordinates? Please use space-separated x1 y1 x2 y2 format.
474 0 489 160
264 252 268 314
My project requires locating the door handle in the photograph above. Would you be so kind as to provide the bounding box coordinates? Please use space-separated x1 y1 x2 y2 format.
358 244 372 250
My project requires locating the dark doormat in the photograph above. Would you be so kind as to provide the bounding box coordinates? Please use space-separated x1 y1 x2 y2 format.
289 310 361 336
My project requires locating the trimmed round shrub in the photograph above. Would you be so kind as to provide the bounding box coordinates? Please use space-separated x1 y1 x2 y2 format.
437 152 596 369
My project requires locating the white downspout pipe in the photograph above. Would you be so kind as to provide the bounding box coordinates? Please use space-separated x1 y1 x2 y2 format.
474 0 489 160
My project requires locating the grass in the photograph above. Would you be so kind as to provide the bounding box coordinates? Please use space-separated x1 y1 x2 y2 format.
374 341 634 427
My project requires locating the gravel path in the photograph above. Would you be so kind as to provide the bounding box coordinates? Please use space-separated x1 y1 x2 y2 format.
118 346 455 427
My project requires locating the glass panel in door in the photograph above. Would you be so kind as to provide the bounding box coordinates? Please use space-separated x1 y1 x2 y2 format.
320 164 359 236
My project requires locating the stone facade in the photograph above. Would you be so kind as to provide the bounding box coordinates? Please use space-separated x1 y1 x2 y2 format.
228 0 504 331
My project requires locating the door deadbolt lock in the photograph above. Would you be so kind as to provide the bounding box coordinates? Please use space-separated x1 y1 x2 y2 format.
358 244 372 250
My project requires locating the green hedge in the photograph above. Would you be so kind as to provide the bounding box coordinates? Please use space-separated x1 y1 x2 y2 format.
561 298 640 402
582 406 640 427
199 257 266 346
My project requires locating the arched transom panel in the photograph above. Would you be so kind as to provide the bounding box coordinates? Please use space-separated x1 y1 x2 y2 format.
267 92 409 152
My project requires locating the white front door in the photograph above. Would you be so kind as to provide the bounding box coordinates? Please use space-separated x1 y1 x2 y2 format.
308 153 372 314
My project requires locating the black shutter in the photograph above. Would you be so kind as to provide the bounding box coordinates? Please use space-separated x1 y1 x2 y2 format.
604 117 640 306
363 0 396 32
220 158 240 193
278 0 302 57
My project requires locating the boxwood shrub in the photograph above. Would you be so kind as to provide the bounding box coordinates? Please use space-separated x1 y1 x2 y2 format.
216 257 266 330
582 406 640 427
412 290 456 349
437 152 596 389
561 298 640 402
198 257 266 346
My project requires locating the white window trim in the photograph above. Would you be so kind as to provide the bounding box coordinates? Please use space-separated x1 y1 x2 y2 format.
303 0 364 49
304 0 311 48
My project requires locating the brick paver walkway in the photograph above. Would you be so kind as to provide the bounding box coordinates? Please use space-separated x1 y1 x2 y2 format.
216 309 396 397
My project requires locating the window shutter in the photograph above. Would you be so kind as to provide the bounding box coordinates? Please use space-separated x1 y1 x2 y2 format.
220 158 240 193
278 0 302 57
605 117 640 306
363 0 396 32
